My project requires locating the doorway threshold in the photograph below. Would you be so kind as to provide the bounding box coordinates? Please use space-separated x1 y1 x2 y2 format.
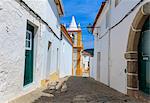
137 91 150 103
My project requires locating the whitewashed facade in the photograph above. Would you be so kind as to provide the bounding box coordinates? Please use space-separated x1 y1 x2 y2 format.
0 0 64 102
89 57 94 77
92 0 150 99
60 25 73 78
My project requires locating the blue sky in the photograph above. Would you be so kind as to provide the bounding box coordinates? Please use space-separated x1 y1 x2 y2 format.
60 0 103 49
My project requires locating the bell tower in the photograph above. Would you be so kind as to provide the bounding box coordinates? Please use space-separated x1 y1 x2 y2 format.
68 16 83 76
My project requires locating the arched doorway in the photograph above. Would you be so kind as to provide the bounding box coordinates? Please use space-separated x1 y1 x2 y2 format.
125 2 150 98
138 17 150 94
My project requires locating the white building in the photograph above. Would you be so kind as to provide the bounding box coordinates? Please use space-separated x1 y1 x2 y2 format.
89 56 94 78
82 50 92 77
60 25 73 78
92 0 150 100
0 0 65 102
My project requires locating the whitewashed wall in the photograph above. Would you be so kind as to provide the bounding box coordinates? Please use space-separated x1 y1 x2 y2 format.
93 1 109 85
0 1 41 102
40 25 61 80
0 0 62 103
21 0 62 85
82 56 90 70
89 57 94 77
109 0 150 94
92 0 150 94
23 0 61 38
60 35 72 78
82 55 90 77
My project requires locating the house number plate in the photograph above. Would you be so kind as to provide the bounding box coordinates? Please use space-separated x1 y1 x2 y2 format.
143 57 149 61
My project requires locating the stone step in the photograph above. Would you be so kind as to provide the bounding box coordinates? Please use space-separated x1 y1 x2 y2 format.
47 76 69 93
47 81 58 90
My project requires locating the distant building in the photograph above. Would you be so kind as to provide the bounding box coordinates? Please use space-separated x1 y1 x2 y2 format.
92 0 150 101
83 49 95 78
67 16 83 76
82 50 93 77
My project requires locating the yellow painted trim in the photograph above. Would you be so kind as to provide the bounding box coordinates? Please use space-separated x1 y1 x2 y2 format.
77 31 82 47
41 79 49 87
41 72 59 87
49 72 59 82
70 29 83 76
76 50 83 76
77 31 83 76
72 47 74 76
61 25 73 46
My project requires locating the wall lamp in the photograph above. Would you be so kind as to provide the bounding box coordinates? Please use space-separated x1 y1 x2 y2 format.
87 23 100 36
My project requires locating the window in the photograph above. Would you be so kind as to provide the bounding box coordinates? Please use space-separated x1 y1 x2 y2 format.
48 41 52 50
25 30 32 50
72 33 75 43
115 0 121 7
88 62 90 67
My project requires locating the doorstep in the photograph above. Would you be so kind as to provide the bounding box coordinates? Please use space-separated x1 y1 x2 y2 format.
137 91 150 103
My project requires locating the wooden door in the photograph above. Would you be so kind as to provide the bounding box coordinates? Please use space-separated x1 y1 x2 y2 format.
24 24 34 86
138 17 150 94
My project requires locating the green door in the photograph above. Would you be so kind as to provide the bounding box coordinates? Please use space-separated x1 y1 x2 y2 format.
24 24 34 86
138 17 150 94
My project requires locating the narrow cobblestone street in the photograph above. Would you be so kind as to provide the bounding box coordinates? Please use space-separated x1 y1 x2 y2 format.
32 77 143 103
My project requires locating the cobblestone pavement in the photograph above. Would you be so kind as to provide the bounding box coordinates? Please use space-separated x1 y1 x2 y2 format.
33 77 144 103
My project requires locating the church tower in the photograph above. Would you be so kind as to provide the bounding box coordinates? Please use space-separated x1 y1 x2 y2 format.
68 16 83 76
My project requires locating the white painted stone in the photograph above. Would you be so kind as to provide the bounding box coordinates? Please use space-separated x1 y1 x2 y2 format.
92 0 150 94
61 83 67 92
68 16 79 31
0 0 65 103
59 34 73 78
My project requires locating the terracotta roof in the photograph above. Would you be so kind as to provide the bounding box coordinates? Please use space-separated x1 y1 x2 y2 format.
54 0 64 16
61 25 73 46
92 1 106 33
68 29 82 32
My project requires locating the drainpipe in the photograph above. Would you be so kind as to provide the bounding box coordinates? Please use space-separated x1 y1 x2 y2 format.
108 0 112 87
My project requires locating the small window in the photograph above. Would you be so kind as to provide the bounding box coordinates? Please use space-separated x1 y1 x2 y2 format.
115 0 121 7
25 30 32 50
72 33 75 43
48 41 52 50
